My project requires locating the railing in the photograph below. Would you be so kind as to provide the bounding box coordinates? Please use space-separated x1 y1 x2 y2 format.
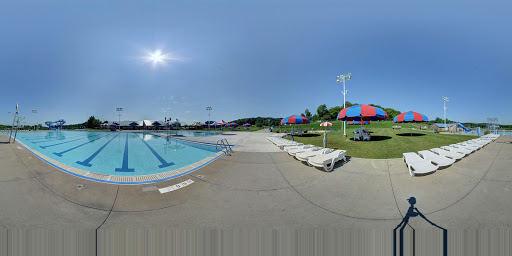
216 139 233 155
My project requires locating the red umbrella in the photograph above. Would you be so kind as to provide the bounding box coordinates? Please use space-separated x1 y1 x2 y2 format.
320 122 333 127
281 115 310 125
394 111 429 136
338 104 387 139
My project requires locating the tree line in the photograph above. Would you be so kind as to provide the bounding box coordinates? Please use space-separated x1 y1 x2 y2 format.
230 117 283 127
301 102 402 122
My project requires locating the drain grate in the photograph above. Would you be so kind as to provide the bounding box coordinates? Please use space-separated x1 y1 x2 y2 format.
76 184 84 190
197 175 204 179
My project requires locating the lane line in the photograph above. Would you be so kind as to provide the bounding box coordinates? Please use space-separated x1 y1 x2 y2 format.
76 133 120 167
53 134 110 157
137 134 175 168
115 134 134 172
40 135 101 149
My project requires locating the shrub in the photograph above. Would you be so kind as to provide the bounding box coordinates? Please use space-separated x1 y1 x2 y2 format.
484 130 490 135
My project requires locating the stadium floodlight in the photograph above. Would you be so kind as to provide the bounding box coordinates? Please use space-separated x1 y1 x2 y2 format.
336 73 353 137
206 106 212 131
116 108 123 130
442 97 449 130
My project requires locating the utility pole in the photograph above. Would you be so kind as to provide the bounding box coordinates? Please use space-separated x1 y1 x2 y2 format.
8 103 19 143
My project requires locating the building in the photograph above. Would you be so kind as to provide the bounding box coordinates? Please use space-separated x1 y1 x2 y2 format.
108 120 166 130
430 123 453 131
142 120 165 130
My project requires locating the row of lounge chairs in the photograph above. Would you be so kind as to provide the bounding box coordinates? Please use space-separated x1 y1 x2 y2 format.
267 134 346 172
403 134 500 176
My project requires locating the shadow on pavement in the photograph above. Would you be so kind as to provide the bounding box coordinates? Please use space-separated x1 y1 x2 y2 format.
394 197 447 256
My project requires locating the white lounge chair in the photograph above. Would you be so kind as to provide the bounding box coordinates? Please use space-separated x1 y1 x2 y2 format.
282 143 304 150
453 143 477 153
307 150 347 172
288 146 321 156
284 144 313 152
430 148 464 160
403 152 438 176
441 146 470 156
418 150 455 167
468 139 488 146
296 148 334 162
457 142 480 151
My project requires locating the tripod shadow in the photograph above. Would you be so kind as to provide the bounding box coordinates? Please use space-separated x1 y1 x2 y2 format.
394 197 447 256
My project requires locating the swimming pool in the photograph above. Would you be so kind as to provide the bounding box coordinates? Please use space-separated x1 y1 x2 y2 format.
152 130 222 137
14 131 229 184
459 131 512 135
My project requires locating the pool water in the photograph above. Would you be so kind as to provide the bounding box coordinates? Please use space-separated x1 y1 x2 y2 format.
459 131 512 135
15 131 220 176
152 130 221 137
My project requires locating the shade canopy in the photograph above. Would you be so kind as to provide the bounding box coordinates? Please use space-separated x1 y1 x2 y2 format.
243 123 251 127
347 121 370 125
394 111 429 123
281 115 310 125
338 104 388 121
320 122 333 127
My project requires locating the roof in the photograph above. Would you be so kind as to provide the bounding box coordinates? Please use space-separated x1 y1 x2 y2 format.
143 120 164 126
433 123 453 128
109 121 142 126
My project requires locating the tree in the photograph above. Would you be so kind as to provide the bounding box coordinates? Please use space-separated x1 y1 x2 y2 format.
316 104 329 120
383 108 401 121
344 101 357 108
304 109 312 119
86 116 101 128
327 106 342 120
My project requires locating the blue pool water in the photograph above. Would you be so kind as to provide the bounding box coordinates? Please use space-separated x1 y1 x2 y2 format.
15 131 220 176
152 130 221 137
459 131 512 135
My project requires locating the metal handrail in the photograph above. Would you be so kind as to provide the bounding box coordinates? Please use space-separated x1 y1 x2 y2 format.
216 139 233 154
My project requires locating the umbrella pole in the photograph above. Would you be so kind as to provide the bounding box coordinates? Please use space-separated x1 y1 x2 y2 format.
411 123 413 136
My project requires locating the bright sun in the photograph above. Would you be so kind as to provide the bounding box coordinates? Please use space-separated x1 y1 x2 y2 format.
150 50 164 63
144 49 172 66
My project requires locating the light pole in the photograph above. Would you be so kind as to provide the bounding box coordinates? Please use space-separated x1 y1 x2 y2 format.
32 110 37 131
8 103 19 143
206 106 212 131
336 73 352 137
442 97 449 131
116 107 123 131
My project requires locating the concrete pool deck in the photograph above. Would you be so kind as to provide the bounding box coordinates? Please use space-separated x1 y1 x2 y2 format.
0 133 511 230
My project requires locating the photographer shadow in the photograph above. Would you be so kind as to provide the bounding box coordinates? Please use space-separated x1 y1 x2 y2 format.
394 197 447 256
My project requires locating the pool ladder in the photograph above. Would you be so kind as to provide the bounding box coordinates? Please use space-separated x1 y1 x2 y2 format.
216 139 233 155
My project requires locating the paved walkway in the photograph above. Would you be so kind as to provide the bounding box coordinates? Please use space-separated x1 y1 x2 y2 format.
0 134 511 230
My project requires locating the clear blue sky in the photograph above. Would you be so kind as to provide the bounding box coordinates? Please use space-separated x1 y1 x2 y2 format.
1 0 511 126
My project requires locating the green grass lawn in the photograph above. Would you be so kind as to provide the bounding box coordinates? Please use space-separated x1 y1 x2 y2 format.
283 121 475 159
